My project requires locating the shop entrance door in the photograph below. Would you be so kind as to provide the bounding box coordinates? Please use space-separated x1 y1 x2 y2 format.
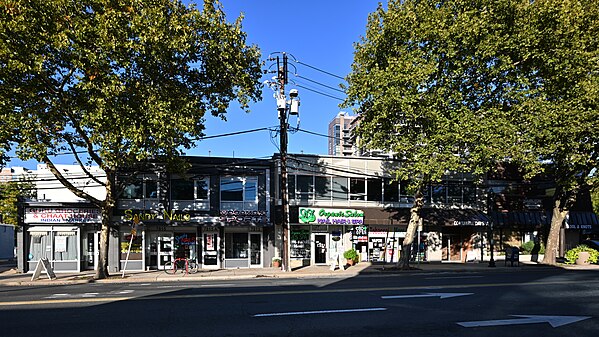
202 232 219 269
313 234 328 265
83 232 99 270
157 234 173 269
249 233 262 267
442 234 461 262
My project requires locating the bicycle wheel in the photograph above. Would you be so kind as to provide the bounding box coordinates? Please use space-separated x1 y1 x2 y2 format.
187 261 199 274
164 261 177 275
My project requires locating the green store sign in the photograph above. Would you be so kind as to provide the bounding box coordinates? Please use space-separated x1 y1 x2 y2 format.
298 208 364 225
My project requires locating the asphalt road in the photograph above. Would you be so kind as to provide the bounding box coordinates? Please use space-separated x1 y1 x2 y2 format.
0 269 597 337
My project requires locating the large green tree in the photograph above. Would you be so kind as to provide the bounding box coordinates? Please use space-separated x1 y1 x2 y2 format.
514 0 599 264
343 0 526 269
345 0 599 268
0 0 262 278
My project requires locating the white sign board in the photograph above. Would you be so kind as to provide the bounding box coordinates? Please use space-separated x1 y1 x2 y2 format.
25 208 101 224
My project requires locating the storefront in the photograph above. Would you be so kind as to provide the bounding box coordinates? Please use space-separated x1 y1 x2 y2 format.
288 207 410 267
21 205 101 273
115 209 271 271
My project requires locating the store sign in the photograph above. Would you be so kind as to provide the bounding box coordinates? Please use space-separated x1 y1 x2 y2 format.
124 209 191 222
175 233 196 246
25 208 100 224
298 207 364 225
219 210 268 224
352 225 368 242
453 220 488 226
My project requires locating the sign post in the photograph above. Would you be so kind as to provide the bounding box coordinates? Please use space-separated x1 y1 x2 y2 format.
121 218 139 278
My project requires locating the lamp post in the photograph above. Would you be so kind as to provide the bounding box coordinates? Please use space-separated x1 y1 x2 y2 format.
488 189 496 267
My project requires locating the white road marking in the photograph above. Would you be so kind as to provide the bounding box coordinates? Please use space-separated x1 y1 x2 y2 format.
254 307 387 317
458 315 592 328
118 290 134 294
382 292 473 300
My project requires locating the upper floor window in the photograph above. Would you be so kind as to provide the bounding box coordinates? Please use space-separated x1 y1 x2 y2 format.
121 175 158 199
350 178 365 200
384 179 399 202
220 176 258 211
171 177 209 201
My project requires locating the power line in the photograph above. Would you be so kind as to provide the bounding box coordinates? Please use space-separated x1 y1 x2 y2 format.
295 84 345 101
295 60 346 80
295 75 345 93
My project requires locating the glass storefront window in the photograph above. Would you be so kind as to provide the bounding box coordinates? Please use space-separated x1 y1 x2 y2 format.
28 232 49 261
291 228 311 259
53 232 77 261
120 231 143 260
225 233 248 259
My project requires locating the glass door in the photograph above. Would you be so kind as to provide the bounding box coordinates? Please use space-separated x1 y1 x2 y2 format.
83 232 99 270
157 234 173 269
313 234 328 265
202 232 219 269
249 233 262 267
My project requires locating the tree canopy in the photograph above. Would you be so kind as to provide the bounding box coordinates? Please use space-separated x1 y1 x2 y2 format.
344 0 599 266
0 0 263 277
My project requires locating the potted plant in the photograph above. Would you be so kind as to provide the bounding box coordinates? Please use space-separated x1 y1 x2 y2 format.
565 245 599 265
343 249 359 266
272 257 282 268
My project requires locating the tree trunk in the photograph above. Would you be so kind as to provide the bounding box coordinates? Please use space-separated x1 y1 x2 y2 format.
96 171 115 279
396 187 424 270
542 199 568 266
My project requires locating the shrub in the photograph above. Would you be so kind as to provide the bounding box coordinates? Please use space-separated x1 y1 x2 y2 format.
343 249 359 263
520 241 545 254
564 245 599 264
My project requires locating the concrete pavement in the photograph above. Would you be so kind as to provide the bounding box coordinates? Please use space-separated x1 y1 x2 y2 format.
1 256 597 287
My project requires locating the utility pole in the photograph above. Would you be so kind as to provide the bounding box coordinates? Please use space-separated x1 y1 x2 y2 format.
268 53 300 272
277 54 291 272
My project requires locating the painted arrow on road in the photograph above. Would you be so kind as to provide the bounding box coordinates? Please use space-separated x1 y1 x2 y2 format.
381 292 473 300
457 315 591 328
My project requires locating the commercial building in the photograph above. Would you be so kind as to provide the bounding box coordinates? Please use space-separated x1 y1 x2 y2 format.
15 155 599 273
17 157 276 273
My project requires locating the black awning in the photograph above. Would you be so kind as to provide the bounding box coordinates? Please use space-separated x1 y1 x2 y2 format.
565 212 599 231
491 211 550 229
422 209 489 227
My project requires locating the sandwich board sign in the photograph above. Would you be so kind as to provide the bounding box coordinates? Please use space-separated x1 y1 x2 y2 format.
31 258 57 281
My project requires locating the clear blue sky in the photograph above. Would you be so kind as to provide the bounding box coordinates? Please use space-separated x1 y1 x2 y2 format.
7 0 382 169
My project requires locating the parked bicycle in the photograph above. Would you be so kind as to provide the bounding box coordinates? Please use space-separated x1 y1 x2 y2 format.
164 257 198 275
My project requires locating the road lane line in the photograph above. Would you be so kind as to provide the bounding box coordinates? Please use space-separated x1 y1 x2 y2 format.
1 278 597 307
254 307 387 317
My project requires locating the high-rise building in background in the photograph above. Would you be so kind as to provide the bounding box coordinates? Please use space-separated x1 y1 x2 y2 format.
327 112 357 156
327 111 388 157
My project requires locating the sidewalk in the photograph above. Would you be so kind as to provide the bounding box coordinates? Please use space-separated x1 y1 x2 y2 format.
1 257 597 287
